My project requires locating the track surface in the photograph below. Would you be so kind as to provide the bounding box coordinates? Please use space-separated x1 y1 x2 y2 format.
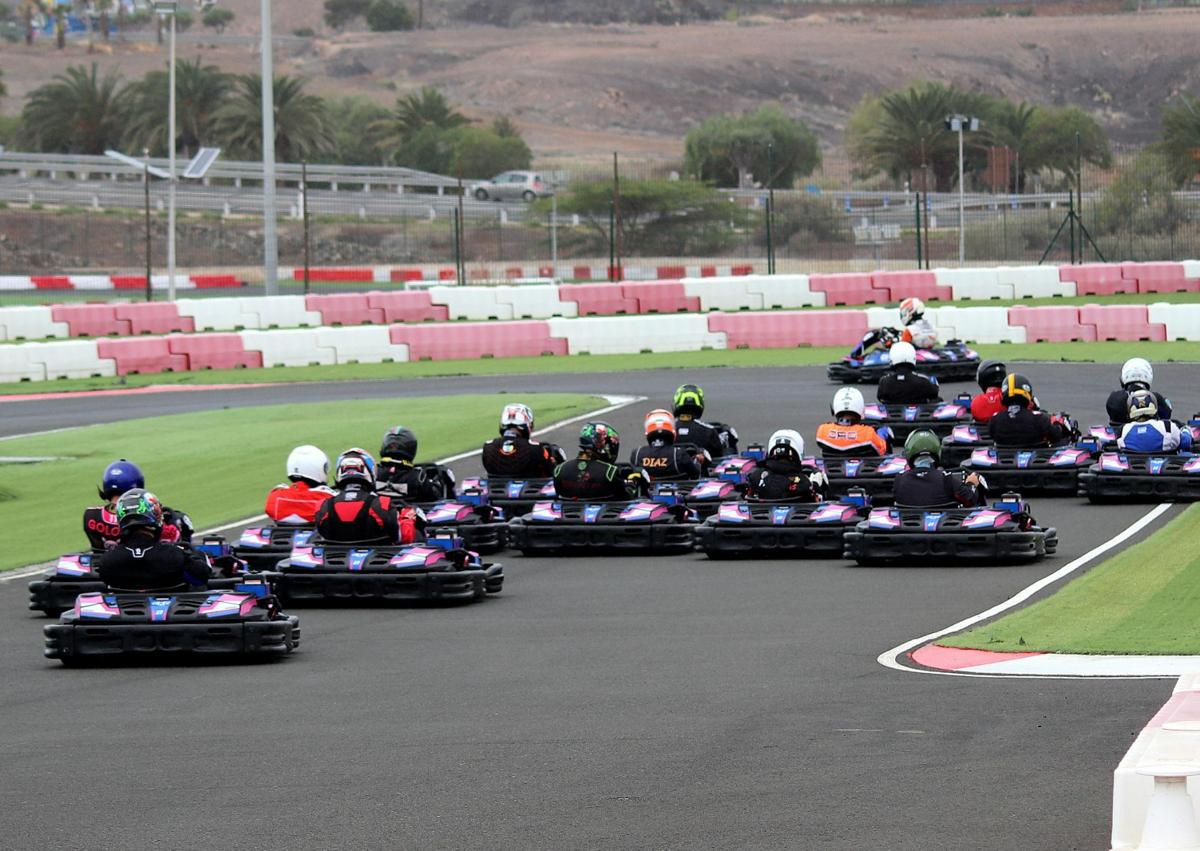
1 363 1189 850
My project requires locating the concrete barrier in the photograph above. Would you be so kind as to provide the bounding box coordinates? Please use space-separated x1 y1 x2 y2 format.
998 265 1077 299
0 306 69 341
314 326 410 364
548 315 724 355
241 329 335 367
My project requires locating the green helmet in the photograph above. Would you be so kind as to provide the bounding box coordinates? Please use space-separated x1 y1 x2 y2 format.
673 383 705 418
903 429 942 465
579 421 620 462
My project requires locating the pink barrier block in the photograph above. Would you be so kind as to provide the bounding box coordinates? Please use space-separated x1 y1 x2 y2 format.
1007 305 1096 342
167 333 262 370
304 294 385 326
808 273 880 306
365 291 449 323
388 321 567 360
620 281 700 314
870 271 952 302
294 267 373 283
97 339 189 375
50 305 131 338
700 265 718 278
559 283 639 316
1121 261 1199 294
1148 691 1200 729
114 303 195 335
1058 263 1135 296
1078 304 1166 341
708 310 869 348
111 276 147 290
731 265 753 276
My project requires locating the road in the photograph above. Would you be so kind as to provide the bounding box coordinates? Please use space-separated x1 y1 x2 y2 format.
0 362 1187 849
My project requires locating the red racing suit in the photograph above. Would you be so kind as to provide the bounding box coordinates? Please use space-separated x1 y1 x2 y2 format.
970 388 1005 424
265 481 336 525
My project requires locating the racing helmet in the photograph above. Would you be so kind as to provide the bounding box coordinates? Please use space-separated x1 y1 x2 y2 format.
1121 357 1154 389
889 341 917 368
380 426 418 462
1001 373 1035 408
831 387 866 422
767 429 805 464
976 360 1007 392
286 445 328 486
903 429 942 467
334 449 376 487
644 409 676 444
579 421 620 462
499 403 535 437
99 459 145 501
1127 389 1158 422
115 488 164 535
672 384 705 419
899 297 925 325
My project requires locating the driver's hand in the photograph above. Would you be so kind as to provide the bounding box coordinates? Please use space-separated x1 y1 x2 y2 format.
964 472 981 486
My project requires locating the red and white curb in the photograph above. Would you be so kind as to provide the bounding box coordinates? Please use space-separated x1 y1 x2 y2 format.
0 382 281 403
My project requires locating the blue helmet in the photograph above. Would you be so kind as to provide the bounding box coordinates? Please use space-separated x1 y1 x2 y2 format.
99 459 145 500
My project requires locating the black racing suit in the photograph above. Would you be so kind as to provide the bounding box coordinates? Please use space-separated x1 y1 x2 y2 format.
745 458 827 503
376 460 453 502
481 433 562 478
631 442 704 481
892 467 982 508
553 457 639 501
96 537 213 591
675 416 732 460
314 484 400 544
83 504 192 551
877 366 941 405
988 406 1072 448
1105 387 1173 426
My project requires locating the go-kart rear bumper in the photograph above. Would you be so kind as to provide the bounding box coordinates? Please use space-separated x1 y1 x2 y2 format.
843 527 1057 563
427 521 509 554
29 575 252 617
959 467 1083 495
693 523 849 557
44 616 300 661
275 566 500 602
1078 472 1200 502
508 520 695 553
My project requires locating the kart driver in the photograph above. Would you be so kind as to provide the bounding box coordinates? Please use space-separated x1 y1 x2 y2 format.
96 489 212 591
745 429 828 502
876 341 941 405
631 409 706 481
85 459 193 551
1106 357 1173 426
481 403 564 478
376 426 454 502
815 387 891 457
554 421 644 501
899 297 938 350
673 384 738 460
1118 390 1194 453
265 445 334 524
892 430 984 508
988 374 1075 448
315 451 422 544
970 360 1007 424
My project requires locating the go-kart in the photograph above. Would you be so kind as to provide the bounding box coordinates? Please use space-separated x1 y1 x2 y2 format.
816 455 910 502
507 488 697 554
693 490 871 559
1078 451 1200 502
842 492 1058 564
862 396 973 440
663 448 764 519
274 533 502 603
459 476 556 518
940 424 1097 494
43 572 299 665
827 333 980 384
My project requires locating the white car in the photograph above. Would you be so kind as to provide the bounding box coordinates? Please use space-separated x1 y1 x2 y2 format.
469 171 552 202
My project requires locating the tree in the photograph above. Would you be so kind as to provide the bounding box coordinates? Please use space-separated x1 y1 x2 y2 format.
123 59 230 157
684 104 820 189
213 74 332 162
1025 105 1112 184
1161 93 1200 186
372 86 469 162
366 0 413 31
1095 147 1185 242
0 66 6 100
448 126 532 178
326 96 391 165
202 6 234 34
19 64 127 154
492 115 520 139
323 0 371 29
985 99 1038 191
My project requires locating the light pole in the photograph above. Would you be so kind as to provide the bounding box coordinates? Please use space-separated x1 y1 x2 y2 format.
946 114 979 264
261 0 279 295
154 1 178 299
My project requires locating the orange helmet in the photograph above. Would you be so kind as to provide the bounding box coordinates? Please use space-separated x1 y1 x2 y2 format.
644 408 676 444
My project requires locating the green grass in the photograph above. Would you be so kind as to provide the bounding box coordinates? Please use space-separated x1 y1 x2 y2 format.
940 505 1200 655
2 340 1199 397
0 392 602 571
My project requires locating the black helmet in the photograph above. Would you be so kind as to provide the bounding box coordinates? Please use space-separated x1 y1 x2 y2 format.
115 488 164 536
672 384 705 419
380 426 418 462
579 421 620 463
976 360 1006 392
1001 373 1034 408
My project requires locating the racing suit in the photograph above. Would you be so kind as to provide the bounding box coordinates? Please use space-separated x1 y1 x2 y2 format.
265 481 335 525
376 460 453 502
1106 387 1173 426
988 406 1072 448
1119 419 1194 453
970 387 1005 424
675 416 735 460
553 457 639 501
314 484 421 544
815 422 890 457
481 433 562 478
631 442 704 481
902 318 938 349
745 459 828 502
892 467 982 508
96 536 213 591
83 504 192 550
877 366 941 405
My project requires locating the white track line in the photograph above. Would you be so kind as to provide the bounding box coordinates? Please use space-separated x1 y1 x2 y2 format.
2 394 645 581
877 502 1175 680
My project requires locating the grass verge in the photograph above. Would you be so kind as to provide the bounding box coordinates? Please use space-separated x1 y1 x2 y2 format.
2 341 1200 397
940 505 1200 655
0 392 602 571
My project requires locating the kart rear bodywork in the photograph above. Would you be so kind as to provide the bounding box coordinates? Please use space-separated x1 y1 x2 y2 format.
1078 452 1200 502
693 492 871 558
863 398 972 440
817 455 910 502
827 340 980 384
508 497 696 554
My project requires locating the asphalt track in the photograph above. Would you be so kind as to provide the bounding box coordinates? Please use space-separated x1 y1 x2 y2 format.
0 362 1192 850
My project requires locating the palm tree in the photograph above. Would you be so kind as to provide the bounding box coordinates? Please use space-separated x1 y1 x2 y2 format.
19 64 127 154
1162 93 1200 186
371 86 469 162
123 59 230 157
987 100 1039 192
213 74 332 162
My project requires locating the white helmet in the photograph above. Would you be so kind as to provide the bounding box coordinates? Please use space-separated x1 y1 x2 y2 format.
899 297 925 325
286 445 328 485
832 386 866 420
767 428 804 463
889 340 917 367
1120 357 1153 388
500 402 534 436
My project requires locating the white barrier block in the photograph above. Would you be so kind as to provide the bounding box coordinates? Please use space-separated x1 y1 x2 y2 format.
493 285 577 319
428 286 514 321
681 277 760 312
1183 260 1200 280
0 345 41 382
0 306 70 341
0 276 35 291
373 266 390 284
548 315 724 355
933 267 1013 301
865 307 902 329
744 274 824 308
929 306 1026 344
27 340 115 379
177 297 259 331
240 329 335 367
71 275 116 290
240 296 321 329
1151 303 1200 341
313 326 409 364
996 265 1077 299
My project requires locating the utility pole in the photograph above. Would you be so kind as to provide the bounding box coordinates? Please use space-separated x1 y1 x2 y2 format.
261 0 279 294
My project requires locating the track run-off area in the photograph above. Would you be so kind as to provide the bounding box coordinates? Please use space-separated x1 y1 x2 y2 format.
0 363 1191 849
